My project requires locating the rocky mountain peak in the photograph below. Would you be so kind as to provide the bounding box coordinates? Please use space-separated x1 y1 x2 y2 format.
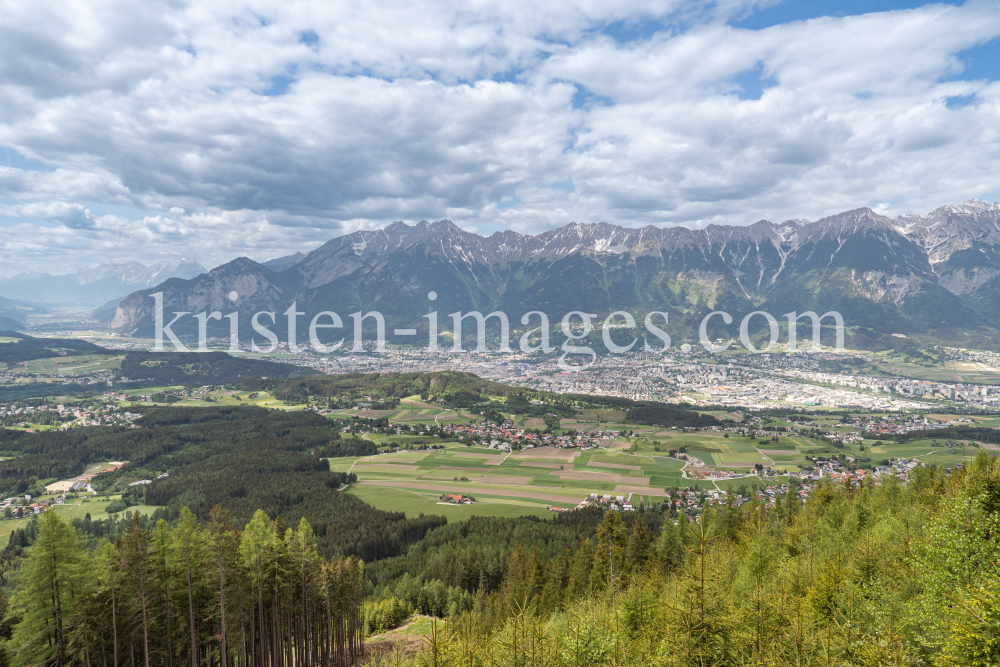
896 199 1000 264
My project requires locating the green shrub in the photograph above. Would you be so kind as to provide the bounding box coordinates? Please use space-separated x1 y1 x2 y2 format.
365 596 411 635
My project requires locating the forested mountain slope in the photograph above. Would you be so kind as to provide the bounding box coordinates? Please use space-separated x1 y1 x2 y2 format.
3 447 999 665
366 453 1000 666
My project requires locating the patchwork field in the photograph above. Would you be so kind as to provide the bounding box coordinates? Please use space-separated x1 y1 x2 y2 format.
340 441 721 517
321 403 985 518
347 486 556 520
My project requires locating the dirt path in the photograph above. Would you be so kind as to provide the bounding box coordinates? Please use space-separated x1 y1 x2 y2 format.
362 616 436 665
754 447 775 468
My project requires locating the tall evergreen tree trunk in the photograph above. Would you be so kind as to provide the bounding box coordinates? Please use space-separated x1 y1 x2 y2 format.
299 549 307 667
216 549 227 667
161 545 173 667
139 569 151 667
111 573 119 667
256 561 263 667
52 551 65 667
185 536 197 667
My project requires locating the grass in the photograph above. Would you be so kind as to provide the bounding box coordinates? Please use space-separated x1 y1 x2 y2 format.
0 500 162 548
111 504 164 518
346 486 558 520
368 614 441 642
15 354 124 375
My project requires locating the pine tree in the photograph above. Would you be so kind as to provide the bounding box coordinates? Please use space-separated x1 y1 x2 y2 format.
174 507 205 666
118 513 153 667
592 511 628 591
566 539 594 599
625 514 651 576
240 509 272 666
9 509 85 667
151 519 175 667
538 548 570 615
207 506 235 667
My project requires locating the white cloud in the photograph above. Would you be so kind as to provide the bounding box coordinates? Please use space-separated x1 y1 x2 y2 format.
0 0 999 276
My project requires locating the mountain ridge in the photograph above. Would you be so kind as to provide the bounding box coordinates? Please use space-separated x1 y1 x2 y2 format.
107 200 1000 347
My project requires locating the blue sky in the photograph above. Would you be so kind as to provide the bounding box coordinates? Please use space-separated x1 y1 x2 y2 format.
1 0 999 274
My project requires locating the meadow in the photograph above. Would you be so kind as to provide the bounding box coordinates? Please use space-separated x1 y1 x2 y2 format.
0 497 161 548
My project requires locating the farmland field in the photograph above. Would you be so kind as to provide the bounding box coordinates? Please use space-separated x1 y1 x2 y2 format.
0 500 162 548
340 437 723 512
346 486 557 520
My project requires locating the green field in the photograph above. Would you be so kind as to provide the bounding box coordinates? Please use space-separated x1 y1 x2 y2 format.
117 388 312 411
14 354 124 375
336 421 985 515
347 486 557 520
0 501 162 548
339 433 727 509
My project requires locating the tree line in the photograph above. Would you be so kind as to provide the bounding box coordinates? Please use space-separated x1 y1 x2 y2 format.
0 333 113 367
0 407 442 561
361 453 1000 666
117 352 317 388
4 507 364 667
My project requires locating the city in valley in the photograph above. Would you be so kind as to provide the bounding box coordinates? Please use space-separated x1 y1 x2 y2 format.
3 326 996 526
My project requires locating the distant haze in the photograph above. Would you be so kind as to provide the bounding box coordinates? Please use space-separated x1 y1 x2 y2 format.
0 260 206 306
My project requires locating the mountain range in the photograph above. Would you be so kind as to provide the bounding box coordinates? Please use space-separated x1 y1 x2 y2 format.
0 260 207 306
0 296 48 331
107 200 1000 350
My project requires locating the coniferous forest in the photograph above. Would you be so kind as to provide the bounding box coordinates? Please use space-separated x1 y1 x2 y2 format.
351 454 1000 667
9 508 365 667
1 405 1000 665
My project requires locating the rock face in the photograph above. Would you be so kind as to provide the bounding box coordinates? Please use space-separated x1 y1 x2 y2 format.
110 200 1000 343
110 259 291 331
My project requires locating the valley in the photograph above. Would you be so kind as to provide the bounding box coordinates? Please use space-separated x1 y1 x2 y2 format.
0 327 997 666
5 205 1000 664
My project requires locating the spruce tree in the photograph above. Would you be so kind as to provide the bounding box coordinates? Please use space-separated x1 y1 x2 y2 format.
625 514 651 576
566 539 594 599
9 509 85 667
592 511 628 591
118 513 153 667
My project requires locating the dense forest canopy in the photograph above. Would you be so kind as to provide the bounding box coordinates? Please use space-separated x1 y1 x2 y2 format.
3 451 1000 665
119 351 318 386
0 407 443 561
357 452 1000 666
0 331 114 367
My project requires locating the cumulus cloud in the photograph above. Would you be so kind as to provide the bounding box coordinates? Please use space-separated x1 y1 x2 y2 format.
0 0 999 275
1 201 96 229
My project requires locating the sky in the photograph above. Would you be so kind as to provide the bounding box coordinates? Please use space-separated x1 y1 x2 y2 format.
1 0 999 276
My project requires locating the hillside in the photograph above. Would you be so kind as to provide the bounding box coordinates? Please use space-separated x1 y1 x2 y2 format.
0 411 998 665
0 333 319 399
0 331 115 367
